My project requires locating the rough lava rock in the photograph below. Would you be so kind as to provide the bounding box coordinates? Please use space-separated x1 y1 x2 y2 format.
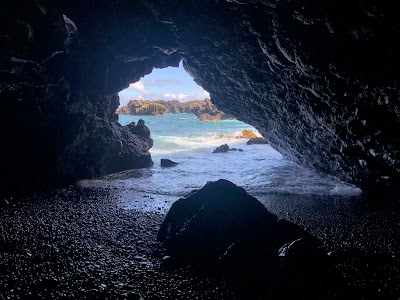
1 1 400 194
144 0 400 195
157 179 279 261
157 180 335 297
157 180 320 261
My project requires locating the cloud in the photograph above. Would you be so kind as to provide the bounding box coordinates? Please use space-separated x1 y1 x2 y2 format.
163 93 190 100
145 79 182 87
119 90 211 106
129 81 147 94
197 90 210 99
118 80 211 106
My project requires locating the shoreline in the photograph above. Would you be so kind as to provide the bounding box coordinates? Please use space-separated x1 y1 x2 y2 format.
0 186 235 299
1 178 399 298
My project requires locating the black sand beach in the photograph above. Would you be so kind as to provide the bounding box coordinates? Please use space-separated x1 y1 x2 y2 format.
1 179 399 299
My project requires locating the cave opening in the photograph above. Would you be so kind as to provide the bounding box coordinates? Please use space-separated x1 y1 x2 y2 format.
102 61 363 212
2 0 400 298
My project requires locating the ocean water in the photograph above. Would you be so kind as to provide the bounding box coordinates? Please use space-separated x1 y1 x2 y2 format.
79 113 362 211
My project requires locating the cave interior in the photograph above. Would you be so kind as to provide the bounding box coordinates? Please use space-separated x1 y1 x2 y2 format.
1 0 400 298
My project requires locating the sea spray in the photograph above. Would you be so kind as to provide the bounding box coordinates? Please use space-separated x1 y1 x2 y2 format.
82 113 363 211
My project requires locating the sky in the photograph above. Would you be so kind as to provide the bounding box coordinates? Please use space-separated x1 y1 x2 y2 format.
118 61 210 106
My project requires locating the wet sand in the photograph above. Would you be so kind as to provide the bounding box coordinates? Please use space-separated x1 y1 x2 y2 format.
1 183 400 299
0 186 234 299
259 193 400 298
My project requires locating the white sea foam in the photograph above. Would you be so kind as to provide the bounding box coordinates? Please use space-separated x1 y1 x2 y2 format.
151 133 247 155
329 185 362 196
250 184 362 197
82 113 365 210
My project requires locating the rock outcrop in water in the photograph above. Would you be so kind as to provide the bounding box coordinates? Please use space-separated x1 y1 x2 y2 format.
241 130 257 139
116 98 234 121
247 137 269 145
1 1 400 194
160 159 178 168
212 144 230 153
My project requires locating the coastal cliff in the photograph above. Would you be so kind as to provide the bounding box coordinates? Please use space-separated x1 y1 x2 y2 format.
116 98 235 121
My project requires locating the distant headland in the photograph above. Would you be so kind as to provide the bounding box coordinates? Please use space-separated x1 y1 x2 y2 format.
116 98 235 122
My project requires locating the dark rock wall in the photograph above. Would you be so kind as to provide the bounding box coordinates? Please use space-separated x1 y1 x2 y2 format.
1 0 400 194
0 1 163 191
146 0 400 194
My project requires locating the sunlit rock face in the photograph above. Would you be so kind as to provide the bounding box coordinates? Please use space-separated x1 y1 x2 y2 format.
1 1 400 194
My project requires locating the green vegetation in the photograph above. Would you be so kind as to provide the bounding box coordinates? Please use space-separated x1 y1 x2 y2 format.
116 98 235 121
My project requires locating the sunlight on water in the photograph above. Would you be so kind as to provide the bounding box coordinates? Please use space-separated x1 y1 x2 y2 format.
79 113 362 208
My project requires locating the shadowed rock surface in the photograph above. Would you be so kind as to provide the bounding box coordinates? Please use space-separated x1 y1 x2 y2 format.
158 180 317 261
1 1 400 193
158 180 337 298
158 180 278 261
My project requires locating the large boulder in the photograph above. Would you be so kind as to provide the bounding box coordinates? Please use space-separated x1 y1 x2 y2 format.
157 180 321 261
157 180 279 262
157 180 334 297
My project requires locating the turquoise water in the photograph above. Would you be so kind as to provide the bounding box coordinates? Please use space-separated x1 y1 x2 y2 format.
118 113 261 155
83 113 362 206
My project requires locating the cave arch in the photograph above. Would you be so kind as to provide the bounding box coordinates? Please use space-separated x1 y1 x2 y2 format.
1 0 400 195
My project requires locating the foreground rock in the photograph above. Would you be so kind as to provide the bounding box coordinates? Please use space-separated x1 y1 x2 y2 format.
212 144 230 153
247 137 268 145
158 180 335 297
161 159 178 168
158 180 318 262
158 180 279 261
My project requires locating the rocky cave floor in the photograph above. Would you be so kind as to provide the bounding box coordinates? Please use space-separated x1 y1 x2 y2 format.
1 185 400 299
